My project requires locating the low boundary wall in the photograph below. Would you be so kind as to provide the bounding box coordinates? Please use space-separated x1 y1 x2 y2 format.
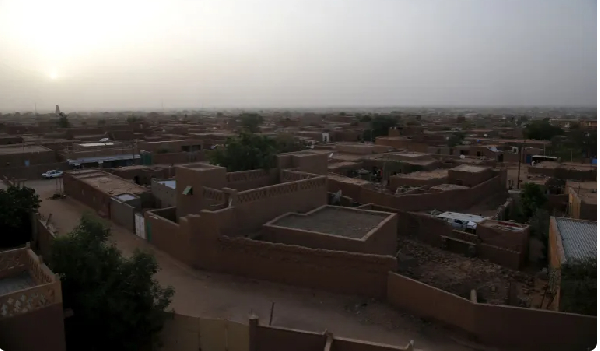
387 272 596 351
330 174 506 212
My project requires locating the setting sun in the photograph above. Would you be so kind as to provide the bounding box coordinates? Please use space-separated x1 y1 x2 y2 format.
48 70 58 80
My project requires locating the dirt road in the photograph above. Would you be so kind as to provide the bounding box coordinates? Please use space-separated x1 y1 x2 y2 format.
30 179 477 351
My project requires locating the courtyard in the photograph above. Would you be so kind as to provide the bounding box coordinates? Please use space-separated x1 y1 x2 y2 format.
24 179 480 351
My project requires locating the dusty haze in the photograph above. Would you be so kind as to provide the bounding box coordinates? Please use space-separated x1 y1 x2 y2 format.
0 0 596 111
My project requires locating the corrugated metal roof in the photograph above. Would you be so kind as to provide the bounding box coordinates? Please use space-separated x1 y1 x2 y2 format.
555 217 597 263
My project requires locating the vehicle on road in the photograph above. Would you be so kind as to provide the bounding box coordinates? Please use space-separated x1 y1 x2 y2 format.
42 170 64 179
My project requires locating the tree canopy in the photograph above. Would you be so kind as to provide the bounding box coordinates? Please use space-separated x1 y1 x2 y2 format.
274 133 309 154
524 120 564 140
363 116 396 141
57 112 70 128
209 132 309 172
49 214 174 351
521 182 548 218
358 114 372 122
209 132 279 171
239 113 264 133
0 185 40 248
559 257 597 316
448 132 466 147
528 208 550 262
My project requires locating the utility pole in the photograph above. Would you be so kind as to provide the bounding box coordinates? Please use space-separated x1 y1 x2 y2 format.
516 140 523 189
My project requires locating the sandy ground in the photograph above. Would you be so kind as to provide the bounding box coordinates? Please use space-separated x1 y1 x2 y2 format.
25 179 492 351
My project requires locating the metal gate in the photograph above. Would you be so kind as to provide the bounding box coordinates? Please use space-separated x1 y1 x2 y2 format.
134 213 146 240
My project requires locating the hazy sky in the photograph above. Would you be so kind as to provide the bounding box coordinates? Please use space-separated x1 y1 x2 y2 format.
0 0 596 111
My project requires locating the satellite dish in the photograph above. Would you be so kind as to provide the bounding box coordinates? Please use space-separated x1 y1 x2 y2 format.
310 144 315 149
460 154 466 159
484 134 488 137
328 153 334 159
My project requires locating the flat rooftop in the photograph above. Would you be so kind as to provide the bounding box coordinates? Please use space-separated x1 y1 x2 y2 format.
0 271 35 296
271 206 389 239
328 161 361 169
0 145 52 154
78 142 115 147
533 162 596 170
395 169 448 180
451 164 489 173
430 184 470 191
389 152 429 158
327 174 370 186
71 170 147 195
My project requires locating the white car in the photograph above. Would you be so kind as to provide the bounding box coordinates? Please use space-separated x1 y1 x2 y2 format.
42 170 64 179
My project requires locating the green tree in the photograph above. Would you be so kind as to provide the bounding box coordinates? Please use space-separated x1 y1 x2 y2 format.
461 121 474 130
49 215 174 351
567 128 596 158
359 114 372 122
517 115 529 126
0 185 40 248
209 132 278 171
528 208 550 262
559 257 597 316
364 116 396 140
521 182 548 218
274 133 308 153
239 113 264 133
524 120 564 140
57 112 70 128
448 132 466 147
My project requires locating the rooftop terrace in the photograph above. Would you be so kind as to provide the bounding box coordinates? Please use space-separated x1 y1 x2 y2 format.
271 206 389 239
71 170 147 196
0 145 51 154
0 247 62 318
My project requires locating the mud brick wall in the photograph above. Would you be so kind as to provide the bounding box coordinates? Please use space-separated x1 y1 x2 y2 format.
213 236 396 298
226 169 279 191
